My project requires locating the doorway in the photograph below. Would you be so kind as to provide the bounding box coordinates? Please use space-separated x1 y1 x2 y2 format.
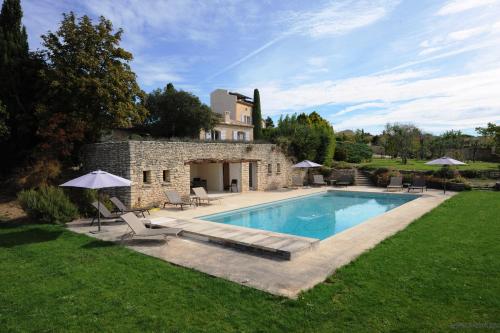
249 162 257 190
223 162 230 191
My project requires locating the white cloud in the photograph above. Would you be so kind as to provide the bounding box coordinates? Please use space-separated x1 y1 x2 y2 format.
437 0 499 16
238 67 500 133
208 0 399 80
448 27 487 41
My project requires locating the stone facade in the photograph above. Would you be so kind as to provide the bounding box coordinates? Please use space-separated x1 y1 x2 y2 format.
83 140 296 207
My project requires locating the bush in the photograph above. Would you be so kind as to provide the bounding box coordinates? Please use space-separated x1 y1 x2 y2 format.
65 188 115 217
332 161 355 169
18 186 79 224
371 168 402 187
334 142 372 163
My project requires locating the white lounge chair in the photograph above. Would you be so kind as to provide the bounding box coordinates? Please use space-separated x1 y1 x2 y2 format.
387 176 403 191
91 201 121 225
290 175 304 189
120 212 182 241
164 190 195 210
192 187 222 205
313 175 327 186
110 196 152 217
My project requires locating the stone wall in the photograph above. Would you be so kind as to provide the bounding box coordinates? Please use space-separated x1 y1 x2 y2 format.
83 140 296 207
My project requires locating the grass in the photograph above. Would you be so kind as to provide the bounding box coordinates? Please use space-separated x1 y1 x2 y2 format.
1 191 499 332
360 158 499 171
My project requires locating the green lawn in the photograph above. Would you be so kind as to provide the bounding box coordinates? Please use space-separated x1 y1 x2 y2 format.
1 192 499 332
360 158 499 171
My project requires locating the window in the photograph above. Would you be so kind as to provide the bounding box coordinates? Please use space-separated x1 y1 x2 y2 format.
143 171 151 184
237 131 246 141
163 170 170 183
276 163 281 174
267 163 272 174
244 115 252 124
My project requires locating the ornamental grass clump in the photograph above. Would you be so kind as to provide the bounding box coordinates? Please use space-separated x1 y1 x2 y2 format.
18 186 79 224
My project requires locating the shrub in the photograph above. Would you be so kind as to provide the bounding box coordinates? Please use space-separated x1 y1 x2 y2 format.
334 142 372 163
65 188 115 217
18 186 79 224
370 168 402 187
332 161 355 169
317 166 332 178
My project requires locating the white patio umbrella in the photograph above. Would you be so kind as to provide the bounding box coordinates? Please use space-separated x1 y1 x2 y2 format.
425 157 466 194
293 160 322 185
60 170 131 232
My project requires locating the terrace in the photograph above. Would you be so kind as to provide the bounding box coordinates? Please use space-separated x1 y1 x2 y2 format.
67 186 452 298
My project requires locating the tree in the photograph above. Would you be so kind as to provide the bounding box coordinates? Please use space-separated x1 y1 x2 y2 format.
145 83 218 138
252 89 263 140
476 123 500 152
384 123 420 164
0 0 41 173
265 112 335 166
0 100 8 140
264 116 274 128
38 13 148 160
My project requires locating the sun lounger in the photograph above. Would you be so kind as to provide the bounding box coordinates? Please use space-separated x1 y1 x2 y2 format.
312 174 327 186
290 175 304 189
110 197 152 217
91 201 121 225
192 187 221 205
164 190 194 210
387 176 403 191
408 176 427 192
120 212 182 241
336 174 352 187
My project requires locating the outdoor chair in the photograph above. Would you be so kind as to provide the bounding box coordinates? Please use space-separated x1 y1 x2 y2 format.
336 174 352 187
192 187 222 205
408 176 427 192
120 212 182 242
91 201 121 225
164 190 195 210
110 196 152 217
312 174 327 186
387 176 403 191
290 175 304 189
230 179 238 192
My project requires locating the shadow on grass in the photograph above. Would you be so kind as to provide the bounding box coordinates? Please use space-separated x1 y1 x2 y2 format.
0 228 63 248
81 240 117 249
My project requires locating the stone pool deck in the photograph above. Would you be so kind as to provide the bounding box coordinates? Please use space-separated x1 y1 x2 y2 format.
67 186 455 298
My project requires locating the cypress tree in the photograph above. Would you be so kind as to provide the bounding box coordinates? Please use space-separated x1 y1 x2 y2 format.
252 88 263 140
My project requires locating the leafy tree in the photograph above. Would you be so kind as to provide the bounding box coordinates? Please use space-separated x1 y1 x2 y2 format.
476 123 500 152
38 12 148 160
265 112 335 166
0 100 8 140
354 129 372 144
0 0 41 173
384 123 420 164
145 83 218 138
252 89 263 139
264 116 274 128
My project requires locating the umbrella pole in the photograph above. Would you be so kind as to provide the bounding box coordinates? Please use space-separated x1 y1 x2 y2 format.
98 189 101 232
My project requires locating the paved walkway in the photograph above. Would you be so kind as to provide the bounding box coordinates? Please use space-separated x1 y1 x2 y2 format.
67 186 455 298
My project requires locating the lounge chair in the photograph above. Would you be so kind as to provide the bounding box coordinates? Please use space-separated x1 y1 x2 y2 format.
387 176 403 191
408 176 427 192
110 197 152 218
91 201 121 225
312 174 327 186
290 175 304 189
192 187 222 205
336 174 352 187
120 212 182 242
164 190 195 210
230 179 238 192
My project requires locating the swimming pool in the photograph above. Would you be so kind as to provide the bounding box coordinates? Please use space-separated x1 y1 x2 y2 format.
200 191 419 240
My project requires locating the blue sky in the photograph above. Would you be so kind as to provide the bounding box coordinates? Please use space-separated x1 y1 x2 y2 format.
22 0 500 134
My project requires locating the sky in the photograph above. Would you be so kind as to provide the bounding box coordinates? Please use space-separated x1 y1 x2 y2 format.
21 0 500 134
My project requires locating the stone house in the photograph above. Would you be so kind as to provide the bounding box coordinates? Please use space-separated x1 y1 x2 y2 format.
83 140 296 207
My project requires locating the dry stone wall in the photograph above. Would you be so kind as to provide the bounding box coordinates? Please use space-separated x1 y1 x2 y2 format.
84 140 296 207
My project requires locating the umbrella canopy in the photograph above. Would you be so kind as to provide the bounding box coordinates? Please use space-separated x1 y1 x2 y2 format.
60 170 131 232
293 160 322 168
60 170 131 189
425 157 466 166
425 157 466 194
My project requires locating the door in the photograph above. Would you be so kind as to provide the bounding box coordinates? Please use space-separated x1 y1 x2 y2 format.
223 163 230 191
249 162 253 189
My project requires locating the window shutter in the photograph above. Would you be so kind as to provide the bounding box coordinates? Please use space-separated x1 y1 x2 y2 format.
220 130 226 140
205 131 211 140
233 131 237 140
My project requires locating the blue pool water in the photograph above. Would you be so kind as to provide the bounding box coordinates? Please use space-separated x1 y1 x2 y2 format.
200 191 418 240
